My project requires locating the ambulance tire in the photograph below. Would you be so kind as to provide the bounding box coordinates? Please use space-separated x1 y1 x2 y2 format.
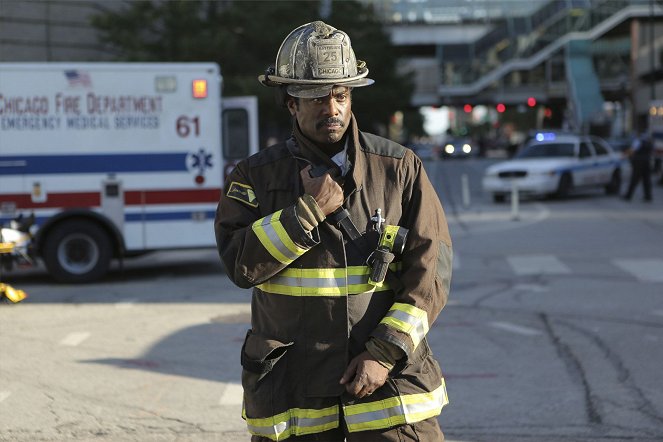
42 220 112 283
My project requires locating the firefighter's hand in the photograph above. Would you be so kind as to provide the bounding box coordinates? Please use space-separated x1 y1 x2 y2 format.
300 165 343 215
339 351 389 399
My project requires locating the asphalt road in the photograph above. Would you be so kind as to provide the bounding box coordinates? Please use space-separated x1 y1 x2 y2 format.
1 158 662 441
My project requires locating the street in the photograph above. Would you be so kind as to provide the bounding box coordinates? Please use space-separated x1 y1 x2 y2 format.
2 158 663 441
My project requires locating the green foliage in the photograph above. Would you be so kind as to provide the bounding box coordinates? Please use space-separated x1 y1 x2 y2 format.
91 0 420 144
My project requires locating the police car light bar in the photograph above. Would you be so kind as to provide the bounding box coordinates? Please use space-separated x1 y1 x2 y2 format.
535 132 556 142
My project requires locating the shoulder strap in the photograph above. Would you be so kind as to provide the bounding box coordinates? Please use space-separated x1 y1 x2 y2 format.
327 209 403 291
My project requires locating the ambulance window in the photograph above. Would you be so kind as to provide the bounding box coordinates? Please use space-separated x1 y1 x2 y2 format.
222 109 250 160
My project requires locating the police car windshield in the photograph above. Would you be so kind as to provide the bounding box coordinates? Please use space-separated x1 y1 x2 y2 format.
517 143 575 158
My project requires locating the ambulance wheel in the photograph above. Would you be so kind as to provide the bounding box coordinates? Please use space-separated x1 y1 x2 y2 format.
42 220 112 283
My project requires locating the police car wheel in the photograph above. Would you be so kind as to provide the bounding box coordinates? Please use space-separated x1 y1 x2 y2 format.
42 220 112 283
493 193 506 203
555 173 573 198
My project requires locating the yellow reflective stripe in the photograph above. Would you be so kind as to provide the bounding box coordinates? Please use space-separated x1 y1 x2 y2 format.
244 404 339 440
380 302 430 348
343 381 448 433
252 210 307 264
256 265 399 296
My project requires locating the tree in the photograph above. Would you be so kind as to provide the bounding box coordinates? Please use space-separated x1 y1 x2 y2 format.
92 0 420 145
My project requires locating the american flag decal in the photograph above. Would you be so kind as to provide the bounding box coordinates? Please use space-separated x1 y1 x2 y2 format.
64 70 92 87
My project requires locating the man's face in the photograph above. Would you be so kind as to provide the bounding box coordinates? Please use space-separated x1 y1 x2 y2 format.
287 86 352 147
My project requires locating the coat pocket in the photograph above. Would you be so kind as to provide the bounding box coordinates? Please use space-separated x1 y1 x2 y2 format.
241 329 293 392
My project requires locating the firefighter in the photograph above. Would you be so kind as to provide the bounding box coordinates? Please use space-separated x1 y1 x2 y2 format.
215 21 452 441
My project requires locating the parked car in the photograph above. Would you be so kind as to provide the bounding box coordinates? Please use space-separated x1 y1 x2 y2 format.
482 132 629 202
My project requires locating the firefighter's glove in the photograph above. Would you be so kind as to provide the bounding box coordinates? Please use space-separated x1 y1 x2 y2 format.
365 337 405 372
295 195 326 231
300 165 343 216
339 350 389 399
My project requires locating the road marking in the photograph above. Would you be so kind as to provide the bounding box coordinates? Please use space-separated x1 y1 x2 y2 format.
507 254 571 276
612 259 663 282
490 321 542 336
60 332 91 347
513 283 549 292
451 202 550 234
115 299 137 309
452 252 461 270
219 383 243 405
0 391 11 403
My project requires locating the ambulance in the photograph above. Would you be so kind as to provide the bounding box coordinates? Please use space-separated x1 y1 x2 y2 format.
0 62 258 282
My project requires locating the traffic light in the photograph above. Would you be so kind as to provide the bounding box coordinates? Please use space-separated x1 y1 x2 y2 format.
463 104 473 113
496 103 506 113
527 97 536 107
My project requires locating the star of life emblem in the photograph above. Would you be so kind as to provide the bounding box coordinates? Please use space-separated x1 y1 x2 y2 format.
187 148 213 185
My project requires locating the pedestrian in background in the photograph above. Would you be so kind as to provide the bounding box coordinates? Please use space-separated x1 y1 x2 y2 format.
623 132 653 202
215 21 452 442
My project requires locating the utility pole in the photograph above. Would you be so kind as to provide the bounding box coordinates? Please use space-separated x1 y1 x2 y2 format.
650 0 656 101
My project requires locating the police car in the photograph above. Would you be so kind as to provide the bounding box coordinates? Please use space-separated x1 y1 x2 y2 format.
482 132 629 202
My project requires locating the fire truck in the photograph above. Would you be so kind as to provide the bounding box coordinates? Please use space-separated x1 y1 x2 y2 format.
0 62 258 282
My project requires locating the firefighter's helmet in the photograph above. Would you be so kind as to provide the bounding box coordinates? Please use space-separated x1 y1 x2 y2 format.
259 21 374 98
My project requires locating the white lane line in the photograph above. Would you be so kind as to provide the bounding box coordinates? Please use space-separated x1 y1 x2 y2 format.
0 391 11 403
507 254 571 276
452 252 461 270
115 299 137 309
613 259 663 282
219 383 243 405
490 321 542 336
59 332 91 347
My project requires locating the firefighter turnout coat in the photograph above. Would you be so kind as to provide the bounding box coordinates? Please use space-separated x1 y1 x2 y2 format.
215 127 452 440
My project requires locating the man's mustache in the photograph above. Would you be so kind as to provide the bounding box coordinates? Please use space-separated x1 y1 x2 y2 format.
316 118 345 129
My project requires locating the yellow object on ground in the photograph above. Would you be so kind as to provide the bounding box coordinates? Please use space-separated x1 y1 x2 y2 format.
0 242 14 254
0 283 27 303
1 242 27 303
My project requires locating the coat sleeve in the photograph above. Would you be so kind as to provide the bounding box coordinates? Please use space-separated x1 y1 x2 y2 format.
370 150 453 358
214 161 320 288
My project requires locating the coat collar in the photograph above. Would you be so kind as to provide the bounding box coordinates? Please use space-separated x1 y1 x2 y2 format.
289 113 366 190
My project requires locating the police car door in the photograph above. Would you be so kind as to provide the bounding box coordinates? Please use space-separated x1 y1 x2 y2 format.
590 137 616 184
576 141 597 186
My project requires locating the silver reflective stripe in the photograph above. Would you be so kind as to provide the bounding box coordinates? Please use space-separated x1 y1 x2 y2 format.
258 212 300 262
345 402 404 426
389 309 428 344
268 275 347 288
347 273 370 285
